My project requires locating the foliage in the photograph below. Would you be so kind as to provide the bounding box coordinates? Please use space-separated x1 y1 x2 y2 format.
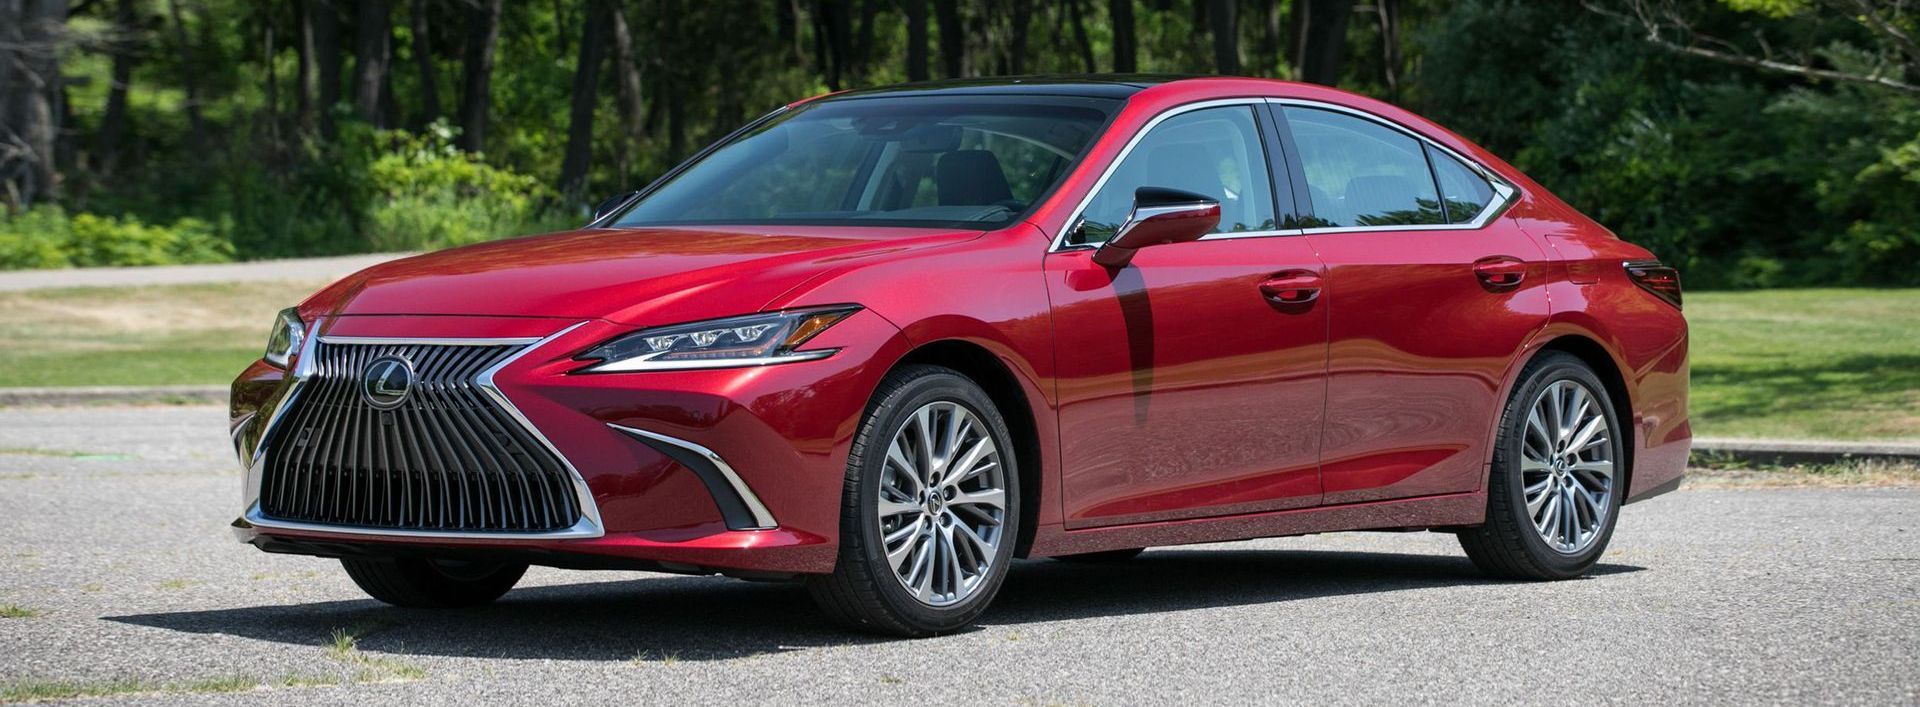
1411 0 1920 287
4 0 1917 286
358 122 573 252
0 207 231 269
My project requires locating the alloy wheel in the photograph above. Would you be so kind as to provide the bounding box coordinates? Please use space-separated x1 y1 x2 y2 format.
875 400 1008 607
1520 379 1617 554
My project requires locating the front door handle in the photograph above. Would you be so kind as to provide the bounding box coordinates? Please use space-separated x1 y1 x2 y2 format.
1259 270 1323 304
1473 256 1528 288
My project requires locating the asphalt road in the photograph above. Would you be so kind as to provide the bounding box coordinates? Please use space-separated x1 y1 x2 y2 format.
1 406 1914 705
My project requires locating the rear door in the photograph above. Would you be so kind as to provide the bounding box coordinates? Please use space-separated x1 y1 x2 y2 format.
1046 102 1329 528
1271 103 1551 505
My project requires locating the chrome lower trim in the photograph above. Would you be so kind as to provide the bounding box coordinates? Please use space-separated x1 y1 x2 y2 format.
240 321 607 541
242 502 604 540
608 423 778 530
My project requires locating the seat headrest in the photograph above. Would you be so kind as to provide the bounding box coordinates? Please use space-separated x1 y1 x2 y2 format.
936 150 1014 206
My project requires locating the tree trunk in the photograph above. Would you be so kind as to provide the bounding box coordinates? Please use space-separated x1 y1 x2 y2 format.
1108 0 1135 73
263 18 278 141
934 0 964 77
296 0 314 133
410 0 440 127
164 0 207 146
1290 0 1354 86
1 0 68 208
1256 0 1282 77
1066 0 1096 73
1208 0 1238 74
1375 0 1400 99
1008 0 1032 74
456 0 501 152
558 0 610 198
661 1 686 162
310 0 343 137
608 4 644 190
96 0 138 175
819 0 852 90
352 0 392 127
904 0 929 81
853 0 879 78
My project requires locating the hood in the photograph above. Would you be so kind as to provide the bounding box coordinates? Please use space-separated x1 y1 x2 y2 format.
304 225 982 326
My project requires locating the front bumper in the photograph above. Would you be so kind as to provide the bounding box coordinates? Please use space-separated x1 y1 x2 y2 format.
230 310 909 575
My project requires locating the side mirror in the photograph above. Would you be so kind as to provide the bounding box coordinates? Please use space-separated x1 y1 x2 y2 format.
591 191 641 224
1091 187 1220 268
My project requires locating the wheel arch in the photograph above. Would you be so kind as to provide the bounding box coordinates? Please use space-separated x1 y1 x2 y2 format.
1523 333 1637 495
889 338 1045 560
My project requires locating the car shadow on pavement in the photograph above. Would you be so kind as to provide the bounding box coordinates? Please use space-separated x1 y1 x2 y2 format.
107 549 1641 662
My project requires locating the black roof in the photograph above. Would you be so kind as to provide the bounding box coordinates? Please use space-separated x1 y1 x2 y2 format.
823 75 1202 101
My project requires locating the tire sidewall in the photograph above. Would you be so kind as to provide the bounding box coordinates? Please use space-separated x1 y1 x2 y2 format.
1497 354 1626 574
852 370 1021 629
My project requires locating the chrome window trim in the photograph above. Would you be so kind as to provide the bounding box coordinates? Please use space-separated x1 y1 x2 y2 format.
607 423 779 530
241 322 608 541
1047 96 1518 251
1268 97 1517 232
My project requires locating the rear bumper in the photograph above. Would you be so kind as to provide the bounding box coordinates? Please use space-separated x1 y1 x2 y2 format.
230 311 908 575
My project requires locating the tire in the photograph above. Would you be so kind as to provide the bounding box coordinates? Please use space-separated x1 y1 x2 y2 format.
1459 351 1626 580
807 365 1022 637
341 557 527 608
1051 548 1146 563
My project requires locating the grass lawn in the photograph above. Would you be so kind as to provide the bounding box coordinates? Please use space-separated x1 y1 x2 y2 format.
1686 289 1920 441
0 281 1915 441
0 280 326 388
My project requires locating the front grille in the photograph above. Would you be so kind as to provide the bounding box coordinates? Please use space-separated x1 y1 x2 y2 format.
259 341 583 532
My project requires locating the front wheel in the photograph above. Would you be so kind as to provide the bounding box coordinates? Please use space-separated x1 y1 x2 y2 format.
807 365 1021 637
1458 352 1625 580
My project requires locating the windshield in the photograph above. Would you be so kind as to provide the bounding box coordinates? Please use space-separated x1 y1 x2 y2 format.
611 95 1119 230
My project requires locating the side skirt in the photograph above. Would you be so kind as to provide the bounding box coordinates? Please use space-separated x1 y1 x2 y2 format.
1027 492 1486 558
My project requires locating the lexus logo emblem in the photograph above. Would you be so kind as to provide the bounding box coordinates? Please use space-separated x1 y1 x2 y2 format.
361 356 415 410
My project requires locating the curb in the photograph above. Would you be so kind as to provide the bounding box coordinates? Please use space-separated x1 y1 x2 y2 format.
1691 437 1920 466
0 386 227 407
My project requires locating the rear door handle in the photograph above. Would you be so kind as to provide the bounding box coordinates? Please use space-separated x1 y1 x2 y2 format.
1473 256 1528 288
1259 270 1323 304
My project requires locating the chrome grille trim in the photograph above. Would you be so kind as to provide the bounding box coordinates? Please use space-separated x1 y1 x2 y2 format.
242 322 604 539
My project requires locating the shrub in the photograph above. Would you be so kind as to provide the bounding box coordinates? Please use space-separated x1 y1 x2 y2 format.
358 121 572 252
0 207 233 269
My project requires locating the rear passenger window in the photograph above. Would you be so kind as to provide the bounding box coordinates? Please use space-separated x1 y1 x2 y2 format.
1282 107 1443 228
1427 145 1495 223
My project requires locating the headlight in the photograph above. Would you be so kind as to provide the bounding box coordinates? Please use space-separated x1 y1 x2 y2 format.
264 307 304 368
577 306 859 372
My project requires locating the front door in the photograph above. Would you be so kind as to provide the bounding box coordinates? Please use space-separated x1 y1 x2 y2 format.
1047 103 1329 528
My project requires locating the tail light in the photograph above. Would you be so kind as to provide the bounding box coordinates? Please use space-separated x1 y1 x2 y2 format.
1624 260 1682 309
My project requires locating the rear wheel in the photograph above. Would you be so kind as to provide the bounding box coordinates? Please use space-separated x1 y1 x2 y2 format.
341 558 526 608
807 365 1020 637
1459 352 1624 580
1052 548 1145 563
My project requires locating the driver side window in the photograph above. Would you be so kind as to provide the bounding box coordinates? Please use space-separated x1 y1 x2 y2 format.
1071 106 1277 245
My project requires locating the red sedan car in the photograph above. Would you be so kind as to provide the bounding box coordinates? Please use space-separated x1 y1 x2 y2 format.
230 76 1689 636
